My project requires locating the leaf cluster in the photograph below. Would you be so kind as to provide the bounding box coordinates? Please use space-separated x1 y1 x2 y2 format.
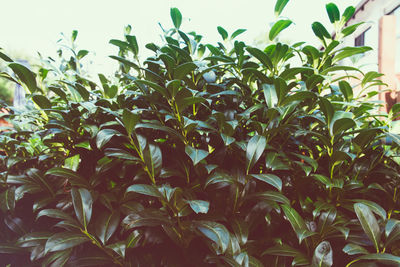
0 1 399 266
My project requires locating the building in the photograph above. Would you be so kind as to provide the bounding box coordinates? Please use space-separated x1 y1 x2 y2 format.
341 0 400 112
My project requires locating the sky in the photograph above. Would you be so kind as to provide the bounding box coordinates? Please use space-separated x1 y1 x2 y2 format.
0 0 360 74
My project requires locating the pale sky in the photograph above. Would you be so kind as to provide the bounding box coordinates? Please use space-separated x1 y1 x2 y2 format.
1 0 360 74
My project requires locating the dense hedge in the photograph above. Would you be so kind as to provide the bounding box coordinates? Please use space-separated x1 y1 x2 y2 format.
0 1 400 266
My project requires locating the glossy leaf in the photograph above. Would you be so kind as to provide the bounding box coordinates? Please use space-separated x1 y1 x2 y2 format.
71 188 93 228
269 19 292 40
196 221 230 253
122 109 139 136
231 29 246 39
312 241 333 267
8 62 38 93
96 129 122 149
274 0 289 16
348 254 400 266
44 232 88 254
342 6 355 23
246 135 266 174
251 174 282 191
354 203 381 252
326 3 340 23
342 243 369 255
95 211 120 245
217 26 228 40
187 200 210 214
170 7 182 29
312 22 331 43
185 146 209 165
174 62 197 80
262 84 278 108
246 47 273 70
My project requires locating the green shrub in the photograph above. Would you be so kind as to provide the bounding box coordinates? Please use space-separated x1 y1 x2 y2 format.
1 1 400 266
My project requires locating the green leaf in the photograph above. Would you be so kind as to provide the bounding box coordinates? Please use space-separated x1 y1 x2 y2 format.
326 3 340 23
36 209 77 224
170 7 182 29
77 49 89 59
231 29 246 39
74 83 90 101
342 22 364 37
109 55 140 69
195 221 230 253
107 242 126 258
351 199 386 220
354 203 381 252
31 94 51 109
8 62 38 93
339 81 353 101
126 184 162 198
312 241 333 267
385 219 400 247
386 219 400 238
205 172 236 188
71 188 93 228
95 211 120 245
104 148 139 161
281 91 316 105
361 71 384 88
71 30 78 41
312 22 331 44
45 167 89 188
143 143 162 179
0 50 13 62
3 186 15 211
122 210 169 228
342 243 369 255
262 243 305 257
186 200 210 214
262 84 278 108
253 191 290 205
44 232 88 254
221 133 235 146
250 174 282 191
319 97 334 125
126 35 139 55
17 232 52 247
342 6 355 23
269 19 292 40
246 47 273 70
246 135 266 174
333 46 372 63
332 117 355 135
27 168 55 197
173 62 197 80
348 254 400 266
281 204 309 241
274 0 289 16
134 80 168 97
122 109 139 136
126 230 141 248
185 146 209 165
96 129 121 149
0 243 26 254
47 249 72 267
217 26 228 40
135 122 184 142
109 39 129 50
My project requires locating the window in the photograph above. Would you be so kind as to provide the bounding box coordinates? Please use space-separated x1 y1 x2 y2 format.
355 29 368 47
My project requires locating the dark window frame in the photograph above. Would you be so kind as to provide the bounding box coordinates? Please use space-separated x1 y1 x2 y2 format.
355 30 367 47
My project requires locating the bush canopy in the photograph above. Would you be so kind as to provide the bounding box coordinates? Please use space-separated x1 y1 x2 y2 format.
0 0 400 266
